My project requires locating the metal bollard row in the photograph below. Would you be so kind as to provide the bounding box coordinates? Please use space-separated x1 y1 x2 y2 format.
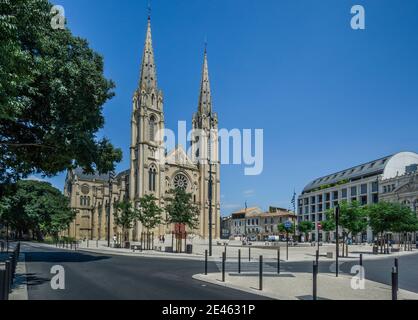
0 242 21 300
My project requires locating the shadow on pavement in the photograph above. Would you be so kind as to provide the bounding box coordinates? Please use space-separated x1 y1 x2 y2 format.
24 273 51 287
24 251 110 263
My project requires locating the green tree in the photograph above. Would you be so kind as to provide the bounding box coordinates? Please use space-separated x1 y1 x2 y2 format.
137 194 163 231
0 0 122 183
113 200 137 243
366 201 418 253
0 180 75 240
338 201 368 256
165 188 199 230
165 188 199 252
298 221 314 242
137 194 163 248
322 209 336 242
278 222 294 234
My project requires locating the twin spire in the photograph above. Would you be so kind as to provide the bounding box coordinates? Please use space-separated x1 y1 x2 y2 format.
138 17 212 115
139 16 157 91
198 47 212 115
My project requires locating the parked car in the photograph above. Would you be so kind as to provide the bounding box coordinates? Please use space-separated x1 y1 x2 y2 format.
267 235 280 242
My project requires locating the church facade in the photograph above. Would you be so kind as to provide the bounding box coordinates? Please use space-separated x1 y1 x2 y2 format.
63 17 221 241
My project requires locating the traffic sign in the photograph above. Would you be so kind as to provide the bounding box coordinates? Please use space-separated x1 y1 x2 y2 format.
284 221 292 229
317 222 322 230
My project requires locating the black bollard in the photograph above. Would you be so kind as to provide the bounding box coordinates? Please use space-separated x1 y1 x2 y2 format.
313 261 318 300
0 269 7 300
222 252 226 282
277 248 281 274
238 249 241 274
360 253 363 267
249 247 251 262
394 258 399 292
5 260 12 294
259 255 263 291
205 250 208 275
392 267 398 300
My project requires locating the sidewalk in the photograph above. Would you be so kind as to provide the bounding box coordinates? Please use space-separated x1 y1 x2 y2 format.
0 244 28 300
193 271 418 300
41 239 418 263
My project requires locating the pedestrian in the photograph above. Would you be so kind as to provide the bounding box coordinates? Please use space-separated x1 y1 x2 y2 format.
113 235 117 247
162 235 165 243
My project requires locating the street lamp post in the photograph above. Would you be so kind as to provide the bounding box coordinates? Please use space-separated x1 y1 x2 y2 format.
208 160 213 257
207 116 216 257
107 171 115 248
335 203 340 277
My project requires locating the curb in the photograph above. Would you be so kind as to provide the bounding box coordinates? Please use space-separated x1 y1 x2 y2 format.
192 273 291 300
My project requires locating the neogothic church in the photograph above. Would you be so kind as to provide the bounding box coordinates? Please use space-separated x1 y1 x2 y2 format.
64 16 221 241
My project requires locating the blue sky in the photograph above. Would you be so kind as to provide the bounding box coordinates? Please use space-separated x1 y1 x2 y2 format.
42 0 418 215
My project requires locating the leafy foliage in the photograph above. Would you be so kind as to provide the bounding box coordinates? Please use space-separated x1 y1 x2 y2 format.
165 188 199 230
298 221 314 234
338 201 368 237
322 209 336 232
137 194 163 230
0 0 122 182
0 180 75 239
113 200 138 242
277 222 294 234
367 201 418 235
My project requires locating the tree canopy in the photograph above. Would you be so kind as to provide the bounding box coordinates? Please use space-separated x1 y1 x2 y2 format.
0 180 75 239
0 0 122 183
368 201 418 235
137 194 163 231
298 221 314 235
165 188 199 230
338 201 368 237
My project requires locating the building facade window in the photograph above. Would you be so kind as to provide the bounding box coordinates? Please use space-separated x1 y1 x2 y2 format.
149 166 157 191
149 115 156 141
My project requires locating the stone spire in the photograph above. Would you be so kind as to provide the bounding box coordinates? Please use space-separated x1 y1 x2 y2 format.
197 47 212 115
139 16 157 91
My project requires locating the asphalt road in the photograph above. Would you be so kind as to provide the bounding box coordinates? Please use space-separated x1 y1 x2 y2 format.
18 242 418 299
21 242 267 300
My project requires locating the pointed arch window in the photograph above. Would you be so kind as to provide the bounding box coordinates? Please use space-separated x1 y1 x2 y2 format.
149 115 156 141
149 166 157 192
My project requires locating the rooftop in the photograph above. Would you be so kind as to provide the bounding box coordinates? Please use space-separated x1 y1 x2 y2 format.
302 151 418 194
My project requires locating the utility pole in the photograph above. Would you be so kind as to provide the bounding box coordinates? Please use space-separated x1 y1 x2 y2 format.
207 116 215 257
107 171 115 247
335 203 340 277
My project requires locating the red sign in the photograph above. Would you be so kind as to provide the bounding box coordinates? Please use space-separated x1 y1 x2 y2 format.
317 223 322 230
174 223 186 239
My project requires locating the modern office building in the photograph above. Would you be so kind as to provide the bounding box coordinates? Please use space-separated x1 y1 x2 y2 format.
298 151 418 242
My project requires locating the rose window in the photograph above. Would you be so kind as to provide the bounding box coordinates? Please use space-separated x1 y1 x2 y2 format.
173 174 188 190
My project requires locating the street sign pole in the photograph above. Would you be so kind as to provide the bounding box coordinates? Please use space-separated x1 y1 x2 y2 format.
335 204 340 277
286 230 289 261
